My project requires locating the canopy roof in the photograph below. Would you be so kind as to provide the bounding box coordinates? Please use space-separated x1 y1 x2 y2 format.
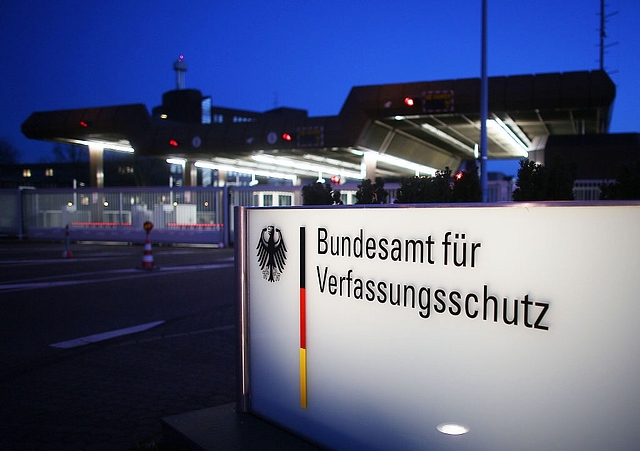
23 69 615 180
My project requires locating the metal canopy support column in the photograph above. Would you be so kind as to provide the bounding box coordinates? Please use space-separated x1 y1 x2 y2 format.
216 169 227 187
362 152 377 182
88 144 105 188
184 160 198 187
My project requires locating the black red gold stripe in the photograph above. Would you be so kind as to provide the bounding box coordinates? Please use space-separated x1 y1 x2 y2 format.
300 227 307 408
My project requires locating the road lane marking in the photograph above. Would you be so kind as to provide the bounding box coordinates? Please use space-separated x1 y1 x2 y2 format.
50 321 165 349
0 256 234 266
0 262 233 292
118 324 235 345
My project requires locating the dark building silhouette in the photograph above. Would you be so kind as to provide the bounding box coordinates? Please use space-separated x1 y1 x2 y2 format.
21 63 633 192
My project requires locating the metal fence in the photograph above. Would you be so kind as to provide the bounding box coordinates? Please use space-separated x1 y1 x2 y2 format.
573 179 612 201
0 180 523 245
0 188 23 237
17 187 227 245
1 185 360 245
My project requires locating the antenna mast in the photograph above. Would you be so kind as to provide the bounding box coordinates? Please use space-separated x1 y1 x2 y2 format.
599 0 618 71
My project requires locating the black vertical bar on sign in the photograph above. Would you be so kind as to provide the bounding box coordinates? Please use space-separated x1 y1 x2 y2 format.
300 227 306 288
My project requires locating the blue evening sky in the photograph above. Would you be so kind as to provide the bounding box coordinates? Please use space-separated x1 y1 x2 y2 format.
1 0 638 176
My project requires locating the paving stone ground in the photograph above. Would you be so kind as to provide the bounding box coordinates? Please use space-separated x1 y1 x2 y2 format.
0 305 237 451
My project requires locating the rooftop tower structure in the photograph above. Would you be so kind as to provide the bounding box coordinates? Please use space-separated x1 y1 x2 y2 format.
173 55 187 90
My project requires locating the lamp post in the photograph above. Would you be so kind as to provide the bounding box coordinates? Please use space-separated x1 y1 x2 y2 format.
480 0 489 202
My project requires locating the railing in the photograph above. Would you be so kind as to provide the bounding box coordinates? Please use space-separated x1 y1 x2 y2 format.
1 185 375 245
18 187 227 245
573 179 612 201
0 188 23 237
0 180 524 245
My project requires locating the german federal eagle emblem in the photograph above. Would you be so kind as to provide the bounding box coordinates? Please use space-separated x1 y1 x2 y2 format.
256 225 287 282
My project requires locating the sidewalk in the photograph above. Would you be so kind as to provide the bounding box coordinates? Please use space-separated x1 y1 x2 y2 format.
162 403 323 451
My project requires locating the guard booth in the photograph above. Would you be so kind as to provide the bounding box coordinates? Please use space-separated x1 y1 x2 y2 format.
236 202 640 451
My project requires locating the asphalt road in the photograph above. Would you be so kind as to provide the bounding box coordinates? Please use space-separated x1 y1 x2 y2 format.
0 240 238 450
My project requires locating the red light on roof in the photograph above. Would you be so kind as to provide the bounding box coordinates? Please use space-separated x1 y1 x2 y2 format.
79 121 88 127
404 97 415 107
169 139 179 147
282 133 292 141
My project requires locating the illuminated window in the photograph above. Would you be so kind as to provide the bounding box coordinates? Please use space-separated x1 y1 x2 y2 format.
45 168 54 177
201 97 212 124
278 194 292 206
233 116 256 123
213 114 224 123
22 169 31 178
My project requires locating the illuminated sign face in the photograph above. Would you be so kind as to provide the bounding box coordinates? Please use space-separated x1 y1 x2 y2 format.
422 90 454 113
296 126 324 148
244 204 640 451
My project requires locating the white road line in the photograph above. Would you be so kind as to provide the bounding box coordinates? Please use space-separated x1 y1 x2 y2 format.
0 257 122 265
50 321 165 349
0 256 235 266
0 262 233 292
118 324 235 345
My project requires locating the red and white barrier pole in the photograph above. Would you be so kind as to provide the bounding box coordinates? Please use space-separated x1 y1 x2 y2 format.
139 221 156 269
62 224 73 259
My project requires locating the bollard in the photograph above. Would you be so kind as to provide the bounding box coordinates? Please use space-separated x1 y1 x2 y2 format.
62 224 73 258
139 221 156 269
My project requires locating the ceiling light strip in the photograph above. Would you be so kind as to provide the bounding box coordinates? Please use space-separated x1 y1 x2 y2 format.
194 161 298 181
251 154 362 179
420 122 476 156
66 139 135 153
488 117 529 157
367 151 437 176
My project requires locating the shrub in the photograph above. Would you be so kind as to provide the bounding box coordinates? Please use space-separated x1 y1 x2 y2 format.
600 161 640 200
302 181 342 205
513 159 575 201
395 167 453 203
355 177 388 204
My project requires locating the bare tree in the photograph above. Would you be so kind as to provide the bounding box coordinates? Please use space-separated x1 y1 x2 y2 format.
0 139 20 164
51 143 88 162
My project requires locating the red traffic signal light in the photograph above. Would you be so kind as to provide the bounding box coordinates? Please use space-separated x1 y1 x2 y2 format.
79 121 89 127
282 133 292 141
404 97 415 107
169 139 179 147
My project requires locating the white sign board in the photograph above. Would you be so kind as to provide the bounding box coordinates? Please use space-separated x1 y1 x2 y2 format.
241 203 640 451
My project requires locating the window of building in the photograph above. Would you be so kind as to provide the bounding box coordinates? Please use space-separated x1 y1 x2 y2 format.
278 194 293 206
201 97 212 124
22 168 31 178
45 168 54 177
232 116 256 123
